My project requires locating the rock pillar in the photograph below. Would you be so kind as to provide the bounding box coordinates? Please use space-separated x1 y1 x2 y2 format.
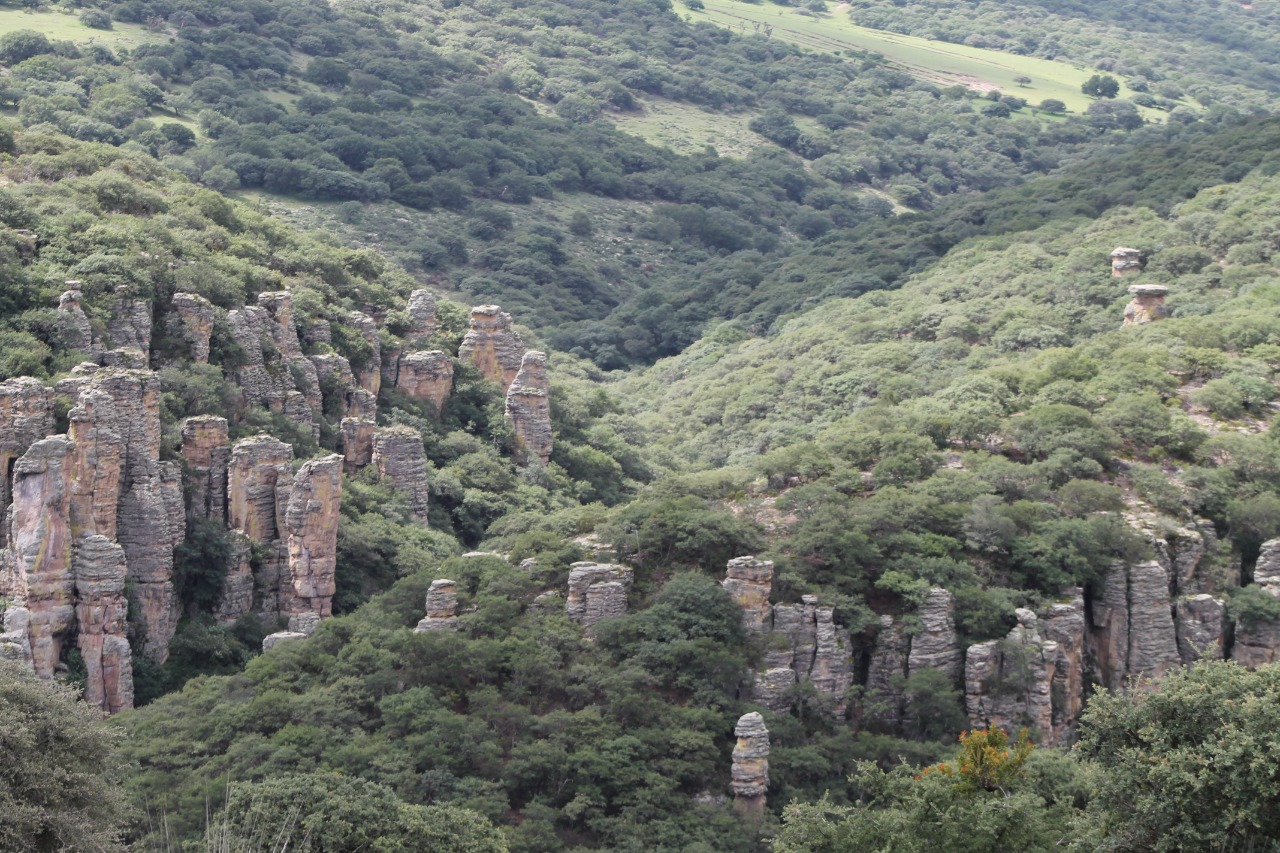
730 712 769 816
504 351 552 464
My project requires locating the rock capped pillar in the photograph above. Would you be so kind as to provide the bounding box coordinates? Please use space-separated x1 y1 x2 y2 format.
372 426 431 522
1111 247 1144 276
907 587 962 683
181 416 230 523
0 376 55 546
106 285 152 355
171 292 215 363
505 351 552 464
414 579 459 632
2 437 75 680
730 712 769 816
1123 285 1169 326
722 556 773 632
73 535 133 714
406 289 438 344
281 454 343 618
767 595 854 716
566 562 633 628
57 281 95 357
341 418 377 471
395 351 454 418
458 305 524 392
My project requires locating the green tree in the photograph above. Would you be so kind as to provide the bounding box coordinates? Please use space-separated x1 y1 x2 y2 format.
1081 74 1120 99
1076 661 1280 851
0 660 132 852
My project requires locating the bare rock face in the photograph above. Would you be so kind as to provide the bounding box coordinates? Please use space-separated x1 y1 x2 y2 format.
768 596 854 716
865 615 910 729
1111 247 1144 276
405 289 438 344
106 286 152 355
730 712 769 815
1176 594 1226 663
505 351 552 464
0 605 33 664
181 416 229 523
1123 284 1169 326
414 579 459 632
57 281 95 356
171 293 215 363
566 562 632 627
2 437 75 680
341 417 377 471
281 454 343 618
0 377 55 545
73 535 133 714
722 556 773 632
227 292 319 438
348 311 382 397
1090 561 1181 689
908 587 962 683
216 534 255 626
458 305 524 392
809 602 856 712
228 435 294 543
310 352 355 398
1042 591 1087 741
965 609 1057 740
372 426 431 522
395 351 454 418
303 319 331 347
1254 538 1280 588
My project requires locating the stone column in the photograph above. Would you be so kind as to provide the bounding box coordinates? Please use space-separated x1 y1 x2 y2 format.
730 712 769 816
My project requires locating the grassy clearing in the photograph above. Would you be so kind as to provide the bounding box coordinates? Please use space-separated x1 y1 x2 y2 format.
0 7 157 51
685 0 1155 115
611 97 764 158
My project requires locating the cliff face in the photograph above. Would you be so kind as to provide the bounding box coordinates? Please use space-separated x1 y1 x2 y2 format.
372 426 431 522
504 351 552 464
566 562 633 628
395 351 454 418
0 376 54 545
458 305 525 392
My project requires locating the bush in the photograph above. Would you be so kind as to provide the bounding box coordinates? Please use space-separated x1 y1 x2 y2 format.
79 9 113 29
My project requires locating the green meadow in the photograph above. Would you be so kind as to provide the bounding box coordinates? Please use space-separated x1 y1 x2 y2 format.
0 6 156 51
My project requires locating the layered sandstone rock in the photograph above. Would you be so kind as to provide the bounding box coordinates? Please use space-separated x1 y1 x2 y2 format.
769 596 854 715
171 293 215 363
458 305 524 392
181 416 229 523
730 712 769 815
405 289 438 344
1123 284 1169 326
262 613 320 651
1111 247 1144 276
414 579 459 632
1042 591 1087 741
216 534 255 626
106 286 152 355
310 353 355 399
227 292 319 437
372 426 430 522
864 615 910 729
0 377 55 545
341 417 377 471
280 454 343 618
395 351 454 418
722 556 773 633
57 281 94 356
907 587 962 683
228 435 294 543
1091 561 1181 689
348 311 382 397
505 351 552 464
566 562 632 627
965 609 1057 740
1175 594 1226 663
73 534 133 713
1231 540 1280 666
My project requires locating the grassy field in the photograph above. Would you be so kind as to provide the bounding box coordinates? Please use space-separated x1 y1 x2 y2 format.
685 0 1151 115
611 97 765 158
0 7 156 51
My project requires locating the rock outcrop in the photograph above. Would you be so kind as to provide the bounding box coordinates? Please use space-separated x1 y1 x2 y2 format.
722 556 773 633
907 587 962 683
57 281 94 356
280 454 343 618
730 712 769 815
73 535 133 714
341 417 377 471
566 562 632 628
170 292 215 363
864 615 911 728
405 289 438 344
348 311 382 397
226 292 319 438
262 612 321 651
372 426 430 522
106 286 151 355
965 609 1057 741
1123 284 1169 326
1111 247 1144 276
395 351 454 418
761 595 854 716
504 351 552 464
414 579 459 632
228 435 293 544
1176 594 1226 662
1042 591 1087 741
1091 561 1182 689
0 377 55 545
458 305 524 392
1231 539 1280 666
181 416 229 523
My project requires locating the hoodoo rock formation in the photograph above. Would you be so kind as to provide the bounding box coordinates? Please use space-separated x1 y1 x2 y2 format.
504 351 552 464
965 608 1059 742
1123 284 1169 325
226 291 320 439
405 289 438 344
281 454 343 618
395 351 454 418
722 556 773 633
1111 246 1144 276
907 587 963 683
414 579 459 632
170 292 215 363
566 562 633 628
372 426 431 522
458 305 525 392
1092 560 1182 688
348 311 382 397
730 712 769 815
106 285 152 355
74 534 133 714
57 281 94 356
